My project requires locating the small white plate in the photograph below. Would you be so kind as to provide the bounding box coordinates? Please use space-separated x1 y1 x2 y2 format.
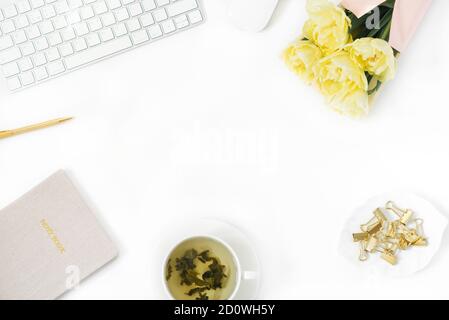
338 192 448 277
158 219 261 300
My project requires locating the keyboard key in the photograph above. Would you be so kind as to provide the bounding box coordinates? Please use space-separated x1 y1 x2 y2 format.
48 32 62 46
33 51 47 65
59 42 73 56
99 27 113 41
161 19 175 33
87 17 102 31
114 8 128 21
3 5 18 19
92 1 107 14
0 35 13 50
31 0 45 8
80 6 95 19
54 0 69 14
72 37 87 51
60 27 75 41
28 10 43 24
128 3 142 16
17 56 33 70
188 10 202 24
39 20 54 34
16 0 32 13
121 0 133 5
68 0 83 9
65 35 131 69
2 61 20 77
26 25 40 38
34 65 48 80
7 76 21 90
156 0 169 6
46 60 64 75
107 0 121 9
147 24 161 38
41 5 56 19
86 32 100 46
153 8 167 22
173 14 188 28
139 13 154 27
131 29 148 44
67 11 81 24
2 20 16 34
100 12 115 26
52 16 67 29
126 18 140 31
12 30 28 44
73 21 88 35
21 42 35 55
112 22 126 36
141 0 155 11
14 15 30 29
45 46 59 60
166 0 197 17
20 71 34 85
34 36 49 50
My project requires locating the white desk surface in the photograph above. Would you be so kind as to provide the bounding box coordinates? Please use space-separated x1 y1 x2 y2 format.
1 0 449 299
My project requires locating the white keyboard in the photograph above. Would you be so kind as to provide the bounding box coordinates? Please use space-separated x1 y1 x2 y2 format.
0 0 204 91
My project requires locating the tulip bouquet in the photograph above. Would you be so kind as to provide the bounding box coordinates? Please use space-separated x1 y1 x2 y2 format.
284 0 431 117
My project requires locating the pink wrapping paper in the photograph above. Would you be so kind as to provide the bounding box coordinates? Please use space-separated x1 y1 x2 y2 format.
341 0 432 52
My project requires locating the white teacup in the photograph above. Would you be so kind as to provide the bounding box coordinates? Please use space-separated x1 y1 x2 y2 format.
162 235 257 300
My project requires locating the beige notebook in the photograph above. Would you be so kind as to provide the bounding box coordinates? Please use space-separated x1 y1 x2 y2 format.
0 171 118 300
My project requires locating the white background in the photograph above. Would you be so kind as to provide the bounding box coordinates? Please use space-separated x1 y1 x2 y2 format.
1 0 449 299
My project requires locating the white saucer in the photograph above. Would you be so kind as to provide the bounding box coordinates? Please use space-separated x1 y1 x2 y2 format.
158 219 261 300
338 192 448 277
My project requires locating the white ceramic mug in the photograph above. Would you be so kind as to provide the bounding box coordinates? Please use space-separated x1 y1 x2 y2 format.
162 234 257 300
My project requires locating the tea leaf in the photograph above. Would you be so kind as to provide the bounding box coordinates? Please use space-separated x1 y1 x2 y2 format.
186 286 209 297
166 259 173 281
196 292 209 300
173 248 229 300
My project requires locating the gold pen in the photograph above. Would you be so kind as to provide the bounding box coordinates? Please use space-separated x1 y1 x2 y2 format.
0 117 73 140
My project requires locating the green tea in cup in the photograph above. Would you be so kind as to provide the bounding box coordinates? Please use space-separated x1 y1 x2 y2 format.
164 236 240 300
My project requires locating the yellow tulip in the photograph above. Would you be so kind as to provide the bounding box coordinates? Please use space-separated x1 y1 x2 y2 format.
329 89 370 117
283 39 323 84
303 0 352 54
348 38 397 82
314 50 369 117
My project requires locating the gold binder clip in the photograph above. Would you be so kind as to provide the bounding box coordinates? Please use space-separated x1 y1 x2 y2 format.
366 236 378 253
414 219 425 237
381 250 397 265
413 238 428 246
353 200 427 266
380 240 398 253
359 241 369 261
367 221 383 235
386 201 413 225
398 235 410 250
373 208 387 222
353 232 369 242
385 222 396 238
361 218 378 232
403 229 420 244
